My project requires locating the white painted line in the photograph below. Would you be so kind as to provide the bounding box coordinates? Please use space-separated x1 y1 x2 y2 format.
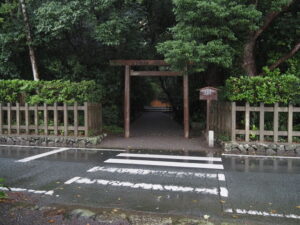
17 148 70 162
218 174 226 181
225 208 300 219
220 187 228 197
105 158 224 170
0 144 126 152
117 153 222 162
65 177 222 196
0 187 54 196
222 153 300 160
64 176 81 184
87 166 225 180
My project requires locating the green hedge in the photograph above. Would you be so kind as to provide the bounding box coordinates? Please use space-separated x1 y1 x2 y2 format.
0 80 102 104
225 69 300 104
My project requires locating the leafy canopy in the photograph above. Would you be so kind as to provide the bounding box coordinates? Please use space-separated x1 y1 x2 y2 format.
157 0 261 71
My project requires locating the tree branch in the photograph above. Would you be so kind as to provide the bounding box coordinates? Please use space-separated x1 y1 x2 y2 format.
253 1 294 40
269 41 300 71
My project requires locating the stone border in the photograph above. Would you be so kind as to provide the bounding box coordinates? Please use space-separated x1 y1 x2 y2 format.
0 134 106 147
221 141 300 156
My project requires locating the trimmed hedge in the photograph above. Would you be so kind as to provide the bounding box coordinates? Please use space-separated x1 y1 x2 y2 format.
0 80 102 104
225 69 300 104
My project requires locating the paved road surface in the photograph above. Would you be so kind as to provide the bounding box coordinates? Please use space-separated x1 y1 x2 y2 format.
100 112 218 151
0 145 300 225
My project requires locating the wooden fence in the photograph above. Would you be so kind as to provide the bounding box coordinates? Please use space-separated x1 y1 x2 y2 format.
210 102 300 143
0 102 102 137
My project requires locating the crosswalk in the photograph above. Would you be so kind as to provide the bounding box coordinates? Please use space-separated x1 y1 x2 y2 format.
104 153 224 170
3 145 300 221
64 153 228 200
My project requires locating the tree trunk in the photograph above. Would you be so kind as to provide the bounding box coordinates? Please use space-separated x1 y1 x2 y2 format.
243 38 257 76
19 0 40 81
242 1 294 76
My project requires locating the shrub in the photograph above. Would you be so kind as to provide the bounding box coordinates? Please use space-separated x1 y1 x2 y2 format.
225 68 300 104
0 80 103 104
0 178 7 199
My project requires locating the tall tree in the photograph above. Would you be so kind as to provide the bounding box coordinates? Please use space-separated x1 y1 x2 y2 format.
243 0 297 76
157 0 299 76
157 0 261 72
19 0 40 80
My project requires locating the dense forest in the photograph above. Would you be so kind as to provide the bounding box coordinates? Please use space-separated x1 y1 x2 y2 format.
0 0 299 130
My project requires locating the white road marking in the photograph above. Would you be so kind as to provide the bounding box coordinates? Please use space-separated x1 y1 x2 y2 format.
0 187 54 196
222 153 300 160
104 158 224 169
64 176 81 184
218 174 226 181
0 144 126 152
117 153 222 162
17 148 70 162
64 177 225 196
87 167 226 181
225 208 300 219
220 187 228 197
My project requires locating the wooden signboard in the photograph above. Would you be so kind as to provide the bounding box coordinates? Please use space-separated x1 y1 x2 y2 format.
199 87 218 101
199 87 218 132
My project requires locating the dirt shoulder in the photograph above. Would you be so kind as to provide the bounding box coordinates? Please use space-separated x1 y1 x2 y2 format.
0 192 275 225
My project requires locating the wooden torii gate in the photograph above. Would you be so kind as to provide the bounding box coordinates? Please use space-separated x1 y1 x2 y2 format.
110 60 189 138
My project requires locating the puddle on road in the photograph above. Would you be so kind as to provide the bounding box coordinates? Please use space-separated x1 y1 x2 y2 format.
0 146 54 159
128 149 221 157
42 149 118 162
223 157 300 173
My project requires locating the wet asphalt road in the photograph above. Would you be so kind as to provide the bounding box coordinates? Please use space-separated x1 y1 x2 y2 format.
0 145 300 225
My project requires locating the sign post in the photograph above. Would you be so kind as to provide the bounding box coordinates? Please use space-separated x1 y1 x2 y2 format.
199 87 218 147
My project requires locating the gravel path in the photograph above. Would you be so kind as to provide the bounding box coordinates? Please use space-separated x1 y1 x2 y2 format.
100 112 220 152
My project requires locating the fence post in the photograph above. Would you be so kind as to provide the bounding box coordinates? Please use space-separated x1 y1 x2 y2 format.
288 104 293 143
84 102 88 137
231 102 236 141
64 103 68 136
54 102 58 136
226 102 232 137
245 102 250 142
99 103 103 133
16 103 20 135
74 102 78 136
273 103 279 143
44 103 48 135
0 103 2 135
7 103 11 135
34 104 38 134
259 103 264 142
25 103 29 134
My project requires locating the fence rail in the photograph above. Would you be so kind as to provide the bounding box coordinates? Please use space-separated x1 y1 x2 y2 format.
210 102 300 143
0 102 102 137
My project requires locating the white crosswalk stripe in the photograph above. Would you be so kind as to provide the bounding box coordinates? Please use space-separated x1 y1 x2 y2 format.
87 166 226 181
104 153 224 170
117 153 222 162
104 158 224 169
64 176 228 197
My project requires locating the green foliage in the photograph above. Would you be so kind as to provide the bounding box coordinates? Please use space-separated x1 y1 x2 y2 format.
0 80 102 104
35 1 88 40
103 125 124 134
0 178 7 199
225 68 300 104
157 0 261 71
0 0 298 128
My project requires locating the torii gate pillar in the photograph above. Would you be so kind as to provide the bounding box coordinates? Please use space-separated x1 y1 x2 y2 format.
124 65 130 138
